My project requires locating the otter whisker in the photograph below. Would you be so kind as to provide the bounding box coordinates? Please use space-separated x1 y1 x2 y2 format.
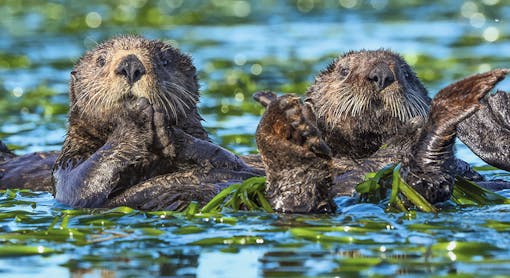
405 100 413 120
339 94 354 118
169 89 192 112
172 80 197 100
397 97 406 121
165 82 196 108
158 88 179 124
407 91 429 118
152 92 172 125
156 81 185 123
391 98 397 120
162 82 193 112
162 84 187 113
80 88 109 119
168 94 185 119
351 92 364 117
407 94 417 119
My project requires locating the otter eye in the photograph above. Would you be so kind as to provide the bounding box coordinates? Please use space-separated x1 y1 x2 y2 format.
96 56 106 67
402 70 410 79
161 58 169 67
340 67 349 77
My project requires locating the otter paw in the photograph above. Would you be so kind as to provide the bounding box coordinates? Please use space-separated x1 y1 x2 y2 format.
260 94 331 159
108 97 155 149
124 97 154 130
153 107 176 157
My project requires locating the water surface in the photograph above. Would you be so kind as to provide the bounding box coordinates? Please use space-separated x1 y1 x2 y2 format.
1 1 510 277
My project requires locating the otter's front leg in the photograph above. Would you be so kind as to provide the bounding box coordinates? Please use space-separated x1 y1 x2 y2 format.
458 82 510 171
402 69 508 203
255 92 336 213
54 98 157 208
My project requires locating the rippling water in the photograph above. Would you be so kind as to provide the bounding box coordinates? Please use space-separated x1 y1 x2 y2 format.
1 1 509 277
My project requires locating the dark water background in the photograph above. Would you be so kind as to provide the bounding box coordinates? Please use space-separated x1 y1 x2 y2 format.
1 0 510 277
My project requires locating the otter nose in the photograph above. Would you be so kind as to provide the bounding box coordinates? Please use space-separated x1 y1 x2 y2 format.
368 63 395 90
115 54 146 85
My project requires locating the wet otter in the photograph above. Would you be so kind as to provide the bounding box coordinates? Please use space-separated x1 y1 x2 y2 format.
307 50 430 158
52 36 261 210
1 44 509 213
255 50 510 212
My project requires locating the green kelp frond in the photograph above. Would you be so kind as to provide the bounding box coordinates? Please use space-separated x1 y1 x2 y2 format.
200 177 272 213
356 163 510 213
452 177 510 205
356 163 437 213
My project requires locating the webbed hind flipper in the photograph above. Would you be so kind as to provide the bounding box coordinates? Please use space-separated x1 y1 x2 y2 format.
458 82 510 171
403 69 509 203
255 93 335 213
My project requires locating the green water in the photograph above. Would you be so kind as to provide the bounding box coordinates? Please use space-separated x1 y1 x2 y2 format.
1 0 510 277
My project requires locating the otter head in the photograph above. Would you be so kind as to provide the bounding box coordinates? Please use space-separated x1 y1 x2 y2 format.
69 35 198 127
306 50 431 158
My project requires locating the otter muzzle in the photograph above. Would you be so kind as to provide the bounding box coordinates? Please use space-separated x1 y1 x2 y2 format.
115 54 146 85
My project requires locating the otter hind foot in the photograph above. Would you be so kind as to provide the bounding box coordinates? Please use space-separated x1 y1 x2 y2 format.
404 69 509 204
152 105 176 158
457 70 510 171
431 68 509 128
253 90 277 108
256 94 335 213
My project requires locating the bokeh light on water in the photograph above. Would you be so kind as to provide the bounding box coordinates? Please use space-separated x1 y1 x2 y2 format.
0 1 510 277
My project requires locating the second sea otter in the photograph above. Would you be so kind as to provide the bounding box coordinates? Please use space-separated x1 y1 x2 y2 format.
255 50 510 212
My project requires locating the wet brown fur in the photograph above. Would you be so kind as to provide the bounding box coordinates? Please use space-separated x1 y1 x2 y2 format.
53 36 259 209
58 36 208 170
306 50 430 158
255 49 509 209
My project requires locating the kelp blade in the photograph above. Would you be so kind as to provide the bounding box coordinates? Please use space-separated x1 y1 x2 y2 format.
355 163 510 213
452 177 510 205
200 177 269 213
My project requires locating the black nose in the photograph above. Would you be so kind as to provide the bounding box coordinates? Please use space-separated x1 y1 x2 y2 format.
368 63 395 90
115 54 146 85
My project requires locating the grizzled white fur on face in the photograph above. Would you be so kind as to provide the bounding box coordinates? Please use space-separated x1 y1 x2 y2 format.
307 50 430 132
70 35 199 125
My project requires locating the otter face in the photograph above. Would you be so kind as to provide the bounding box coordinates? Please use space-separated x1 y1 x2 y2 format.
70 35 198 124
307 50 430 133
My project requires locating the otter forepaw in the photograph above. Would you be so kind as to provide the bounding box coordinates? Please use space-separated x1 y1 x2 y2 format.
486 90 510 124
124 97 154 130
153 108 176 158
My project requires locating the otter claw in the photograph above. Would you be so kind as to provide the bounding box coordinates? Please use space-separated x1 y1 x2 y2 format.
253 90 277 108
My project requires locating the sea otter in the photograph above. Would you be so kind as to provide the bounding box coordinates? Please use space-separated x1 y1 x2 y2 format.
255 50 510 212
1 44 509 213
51 35 262 210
